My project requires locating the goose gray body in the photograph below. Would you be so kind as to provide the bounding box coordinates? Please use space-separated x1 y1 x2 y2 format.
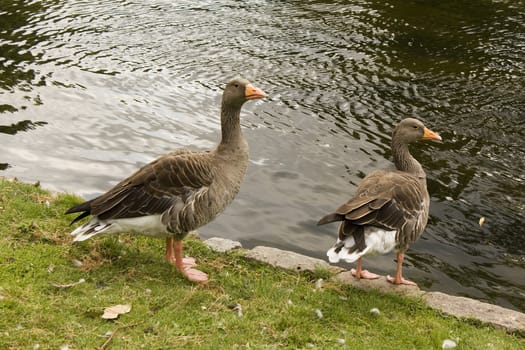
66 79 266 282
68 148 247 240
318 118 441 285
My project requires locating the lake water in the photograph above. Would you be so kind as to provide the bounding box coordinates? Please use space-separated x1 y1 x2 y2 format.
1 0 524 312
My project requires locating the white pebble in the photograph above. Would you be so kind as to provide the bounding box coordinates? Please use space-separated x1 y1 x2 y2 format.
337 338 346 345
315 309 323 319
315 279 323 289
233 303 243 317
442 339 457 349
370 307 380 315
71 259 83 267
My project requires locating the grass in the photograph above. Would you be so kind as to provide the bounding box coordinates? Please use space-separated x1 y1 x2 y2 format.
0 178 523 349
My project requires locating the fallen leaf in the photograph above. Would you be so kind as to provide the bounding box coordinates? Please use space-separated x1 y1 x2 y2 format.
479 217 486 227
49 278 85 288
102 304 132 319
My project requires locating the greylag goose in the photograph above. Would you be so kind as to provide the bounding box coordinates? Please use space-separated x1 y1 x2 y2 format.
66 78 266 283
317 118 441 286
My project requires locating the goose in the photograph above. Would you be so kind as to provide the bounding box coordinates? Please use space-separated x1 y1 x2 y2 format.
317 118 441 286
66 78 266 283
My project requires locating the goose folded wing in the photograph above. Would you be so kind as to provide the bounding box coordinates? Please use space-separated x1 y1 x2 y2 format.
337 172 426 232
91 152 215 220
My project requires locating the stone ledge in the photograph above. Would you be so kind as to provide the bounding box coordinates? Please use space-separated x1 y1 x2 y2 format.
423 291 525 333
204 237 242 253
334 270 423 298
245 245 345 274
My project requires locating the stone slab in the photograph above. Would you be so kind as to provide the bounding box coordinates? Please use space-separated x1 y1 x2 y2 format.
245 246 344 274
423 291 525 333
334 270 423 298
204 237 242 253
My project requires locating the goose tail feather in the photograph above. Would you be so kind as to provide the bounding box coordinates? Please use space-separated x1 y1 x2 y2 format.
317 213 344 226
327 238 368 264
71 218 112 242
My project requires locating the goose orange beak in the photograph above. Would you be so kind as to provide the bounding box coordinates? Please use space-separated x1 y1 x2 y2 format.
422 127 442 141
245 83 266 100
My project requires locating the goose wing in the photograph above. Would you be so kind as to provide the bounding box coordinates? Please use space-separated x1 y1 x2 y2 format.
66 150 215 223
320 170 428 247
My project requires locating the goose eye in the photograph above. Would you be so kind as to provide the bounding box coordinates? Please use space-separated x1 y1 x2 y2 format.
234 83 239 88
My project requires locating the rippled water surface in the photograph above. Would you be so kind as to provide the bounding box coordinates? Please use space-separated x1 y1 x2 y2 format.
1 0 524 311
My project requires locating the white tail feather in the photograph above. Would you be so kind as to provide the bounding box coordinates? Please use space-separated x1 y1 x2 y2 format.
326 228 397 264
327 244 370 264
71 218 112 242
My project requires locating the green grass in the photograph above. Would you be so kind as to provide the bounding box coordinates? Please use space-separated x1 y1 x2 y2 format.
0 178 523 349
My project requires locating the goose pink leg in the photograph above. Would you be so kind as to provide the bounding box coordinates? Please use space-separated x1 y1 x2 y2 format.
164 237 208 283
387 252 417 286
351 257 380 280
164 238 196 267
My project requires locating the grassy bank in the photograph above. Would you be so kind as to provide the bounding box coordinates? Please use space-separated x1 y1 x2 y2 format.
0 178 523 349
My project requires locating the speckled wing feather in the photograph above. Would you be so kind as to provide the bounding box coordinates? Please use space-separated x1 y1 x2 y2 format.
66 150 215 222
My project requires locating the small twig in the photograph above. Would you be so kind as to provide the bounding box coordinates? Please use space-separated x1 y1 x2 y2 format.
98 321 142 350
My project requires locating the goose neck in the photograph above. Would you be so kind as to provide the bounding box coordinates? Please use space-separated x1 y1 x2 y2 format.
219 102 244 148
392 139 424 176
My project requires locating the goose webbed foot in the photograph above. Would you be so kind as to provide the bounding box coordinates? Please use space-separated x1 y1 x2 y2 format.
387 252 417 286
351 268 380 280
351 257 380 280
167 237 208 283
386 275 417 286
181 267 208 283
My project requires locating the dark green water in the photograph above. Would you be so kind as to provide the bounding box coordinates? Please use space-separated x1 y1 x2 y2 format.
1 0 524 311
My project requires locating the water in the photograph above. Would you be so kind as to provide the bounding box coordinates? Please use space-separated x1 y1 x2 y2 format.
1 0 524 311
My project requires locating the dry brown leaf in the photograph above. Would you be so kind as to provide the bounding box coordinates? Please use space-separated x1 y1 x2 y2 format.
102 304 132 320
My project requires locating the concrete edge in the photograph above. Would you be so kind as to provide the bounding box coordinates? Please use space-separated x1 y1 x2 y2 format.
203 237 525 334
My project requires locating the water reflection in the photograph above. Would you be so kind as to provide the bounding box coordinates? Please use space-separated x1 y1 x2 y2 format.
0 0 524 311
0 0 47 90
